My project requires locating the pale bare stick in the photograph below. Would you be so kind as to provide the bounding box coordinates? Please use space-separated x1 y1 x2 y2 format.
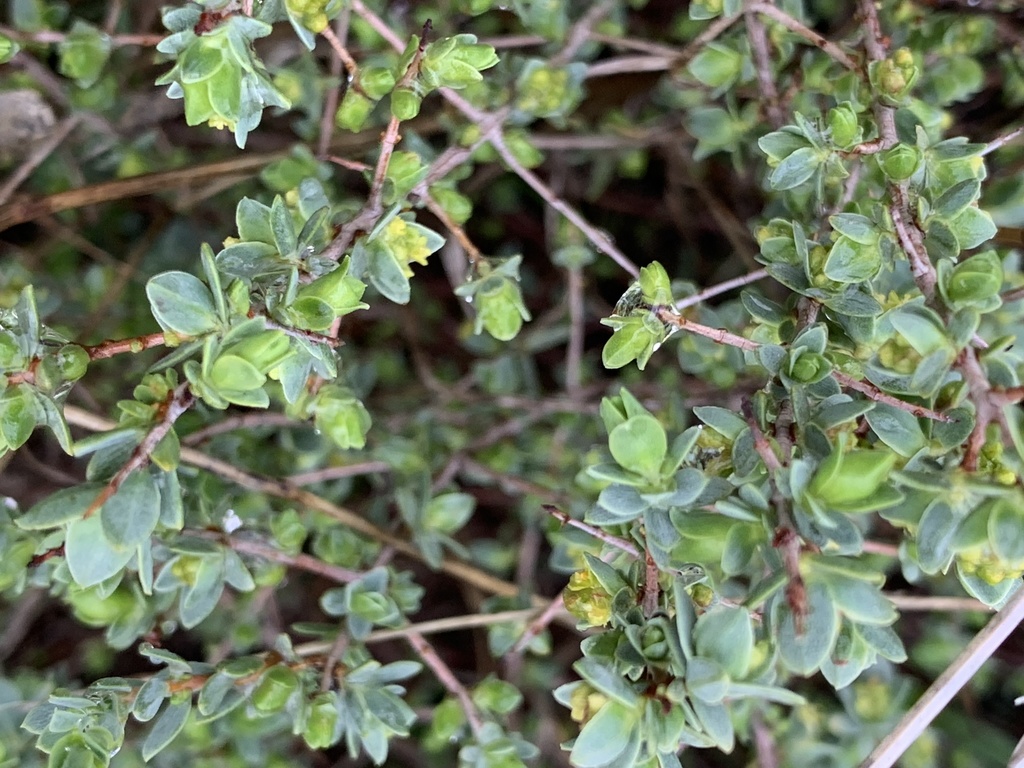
863 584 1024 768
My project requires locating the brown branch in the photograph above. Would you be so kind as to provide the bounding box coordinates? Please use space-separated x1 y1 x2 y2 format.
542 504 641 557
421 193 483 265
745 5 784 129
654 307 951 421
673 269 769 311
748 3 860 72
0 24 163 47
82 382 195 520
511 595 567 655
189 529 363 584
317 14 353 160
63 406 547 606
832 371 950 422
84 331 173 360
407 631 484 739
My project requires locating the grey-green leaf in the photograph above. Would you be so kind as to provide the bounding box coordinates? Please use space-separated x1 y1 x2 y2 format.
65 514 136 587
146 271 220 336
101 470 162 549
142 697 192 761
16 483 103 529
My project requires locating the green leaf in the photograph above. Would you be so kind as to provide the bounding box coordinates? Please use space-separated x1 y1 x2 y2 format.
916 501 958 573
197 671 235 717
133 678 170 723
368 245 412 304
686 656 729 704
691 698 734 752
776 583 839 675
857 623 907 662
423 493 475 534
687 43 742 89
824 237 882 283
829 213 878 245
692 406 746 440
769 147 822 190
818 572 897 625
574 657 640 707
608 414 667 480
16 483 104 529
146 272 220 336
693 606 753 678
596 484 649 521
142 697 192 761
0 383 39 450
948 206 997 249
569 700 637 768
180 555 226 628
235 197 273 243
865 403 926 457
933 179 981 218
101 471 161 549
58 21 111 88
65 515 136 587
209 355 265 392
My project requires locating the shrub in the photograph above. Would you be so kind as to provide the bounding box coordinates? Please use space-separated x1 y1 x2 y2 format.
1 1 1024 767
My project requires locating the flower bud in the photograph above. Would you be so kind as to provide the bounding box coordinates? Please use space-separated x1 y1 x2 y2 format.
787 351 831 383
55 344 90 382
357 66 395 100
335 90 375 132
390 87 422 121
569 684 608 724
303 692 340 748
828 104 860 148
252 664 299 712
878 144 921 181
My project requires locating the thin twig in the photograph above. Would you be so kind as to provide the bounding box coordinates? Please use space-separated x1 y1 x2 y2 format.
982 124 1024 156
673 269 769 311
422 193 483 265
0 24 162 47
654 307 951 421
677 12 744 67
511 595 567 654
745 2 784 128
884 594 990 612
566 265 585 395
550 0 616 67
81 383 194 520
316 14 353 160
287 461 392 485
832 370 950 422
863 584 1024 768
407 631 485 738
0 114 81 206
542 504 640 557
191 530 363 584
61 406 548 606
748 3 860 72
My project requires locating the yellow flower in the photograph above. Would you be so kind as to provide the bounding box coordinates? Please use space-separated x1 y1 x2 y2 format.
384 217 431 276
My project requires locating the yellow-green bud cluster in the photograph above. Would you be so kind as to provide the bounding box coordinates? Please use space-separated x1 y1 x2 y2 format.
563 568 613 627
